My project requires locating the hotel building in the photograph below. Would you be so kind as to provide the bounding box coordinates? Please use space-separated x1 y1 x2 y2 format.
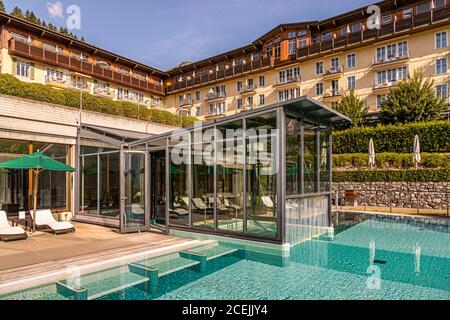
0 0 449 244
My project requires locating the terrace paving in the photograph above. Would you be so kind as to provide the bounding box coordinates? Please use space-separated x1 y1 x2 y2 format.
0 222 207 295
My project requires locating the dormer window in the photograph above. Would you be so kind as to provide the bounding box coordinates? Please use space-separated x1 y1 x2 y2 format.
351 22 361 33
135 73 147 81
11 32 30 44
96 60 110 69
322 32 332 41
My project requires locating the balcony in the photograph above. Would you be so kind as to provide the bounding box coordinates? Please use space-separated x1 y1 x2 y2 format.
94 86 115 99
70 81 90 92
297 3 450 60
179 98 194 107
372 51 410 69
323 89 342 101
8 38 164 96
273 76 301 88
45 76 68 88
205 92 226 101
373 80 400 93
323 66 344 80
240 85 257 95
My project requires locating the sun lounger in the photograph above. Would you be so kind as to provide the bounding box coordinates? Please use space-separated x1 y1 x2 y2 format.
0 211 28 242
33 210 75 235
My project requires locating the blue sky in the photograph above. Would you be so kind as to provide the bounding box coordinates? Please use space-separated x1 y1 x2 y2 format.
4 0 374 70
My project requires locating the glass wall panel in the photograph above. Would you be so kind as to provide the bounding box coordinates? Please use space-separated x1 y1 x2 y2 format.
246 112 278 239
169 148 189 226
303 121 319 194
99 152 120 218
151 150 167 226
191 144 215 229
124 153 145 228
39 144 68 210
80 155 98 215
217 120 245 232
285 115 302 196
319 129 331 193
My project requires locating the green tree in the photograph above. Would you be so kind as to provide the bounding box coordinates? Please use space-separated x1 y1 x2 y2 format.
381 71 448 124
0 1 6 13
10 6 24 19
334 90 368 127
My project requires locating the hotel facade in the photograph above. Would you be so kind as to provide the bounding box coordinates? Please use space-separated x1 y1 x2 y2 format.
0 0 449 244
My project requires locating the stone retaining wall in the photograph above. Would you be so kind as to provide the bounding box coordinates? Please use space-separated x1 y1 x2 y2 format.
333 182 450 210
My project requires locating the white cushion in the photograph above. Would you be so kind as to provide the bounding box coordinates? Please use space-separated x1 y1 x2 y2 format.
0 227 26 235
0 211 10 229
47 221 74 231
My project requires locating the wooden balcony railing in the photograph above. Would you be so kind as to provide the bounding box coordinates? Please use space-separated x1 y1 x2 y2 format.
8 39 164 96
297 3 450 60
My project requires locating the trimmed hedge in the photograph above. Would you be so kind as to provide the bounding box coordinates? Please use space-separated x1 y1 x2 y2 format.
0 73 197 127
333 169 450 183
333 153 450 170
333 121 450 154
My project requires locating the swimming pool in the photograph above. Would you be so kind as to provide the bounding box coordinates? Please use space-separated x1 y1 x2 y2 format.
3 216 450 300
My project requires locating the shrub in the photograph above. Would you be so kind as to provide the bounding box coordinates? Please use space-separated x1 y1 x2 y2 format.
333 169 450 183
380 71 448 124
0 73 197 127
333 153 450 170
333 121 450 154
334 91 368 128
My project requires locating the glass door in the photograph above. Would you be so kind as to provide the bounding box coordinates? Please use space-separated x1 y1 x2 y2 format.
120 150 148 233
150 149 167 231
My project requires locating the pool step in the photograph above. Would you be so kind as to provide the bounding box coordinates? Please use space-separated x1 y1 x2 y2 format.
180 244 239 261
54 243 238 300
56 265 150 301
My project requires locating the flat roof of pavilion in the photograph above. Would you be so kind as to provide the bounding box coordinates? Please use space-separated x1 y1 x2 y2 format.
128 96 351 147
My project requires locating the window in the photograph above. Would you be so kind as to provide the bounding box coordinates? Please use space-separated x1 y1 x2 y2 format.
247 97 254 108
247 78 254 87
15 60 30 78
116 66 130 75
347 76 356 90
43 43 60 53
382 14 392 25
435 0 446 8
436 58 448 75
209 102 225 114
315 82 324 95
331 57 340 70
72 51 88 62
331 80 339 94
312 35 319 44
288 39 296 55
347 53 356 68
259 94 265 106
195 107 201 117
279 67 300 83
288 31 297 38
340 26 348 36
259 76 265 87
322 32 332 42
46 67 65 82
195 91 201 101
237 81 243 92
436 31 448 49
376 41 408 62
376 66 408 85
376 95 388 110
416 2 431 14
315 62 324 75
274 43 281 59
237 99 243 109
96 60 110 69
278 88 300 102
436 84 448 100
178 95 183 105
298 31 307 48
11 32 29 43
351 22 361 33
134 73 147 81
403 8 413 19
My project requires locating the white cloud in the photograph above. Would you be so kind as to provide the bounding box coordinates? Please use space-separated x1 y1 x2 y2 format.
46 1 64 20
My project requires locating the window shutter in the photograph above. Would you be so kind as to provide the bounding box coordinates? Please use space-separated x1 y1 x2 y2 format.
12 58 17 75
30 62 35 80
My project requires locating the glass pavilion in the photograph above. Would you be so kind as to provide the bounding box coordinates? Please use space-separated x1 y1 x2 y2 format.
75 97 350 246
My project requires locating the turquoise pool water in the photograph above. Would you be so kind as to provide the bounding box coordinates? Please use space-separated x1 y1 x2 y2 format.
3 217 450 300
101 218 450 300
